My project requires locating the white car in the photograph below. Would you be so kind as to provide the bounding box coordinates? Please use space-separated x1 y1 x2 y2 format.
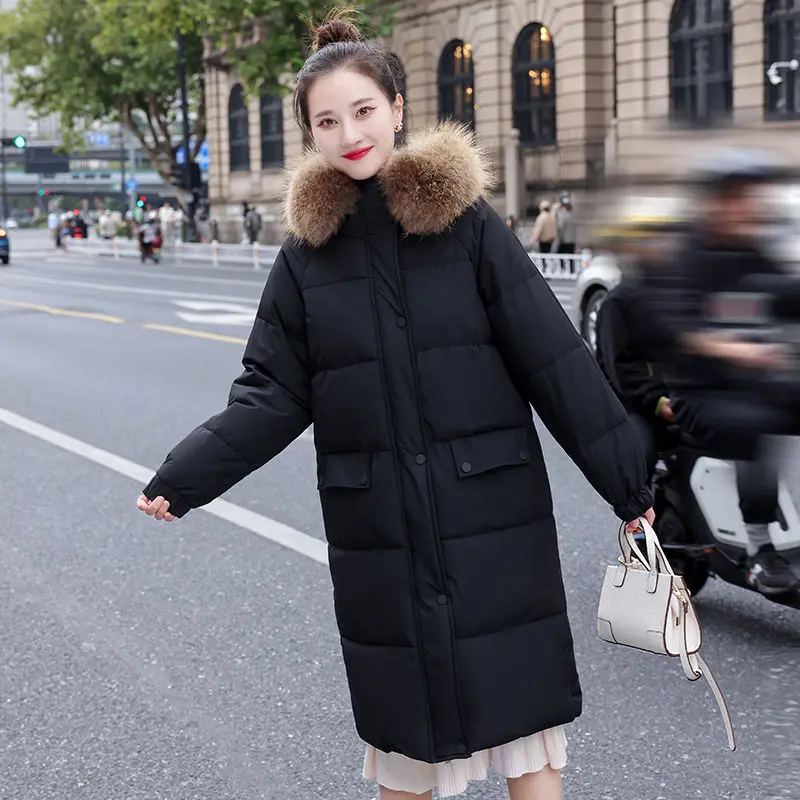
570 253 620 352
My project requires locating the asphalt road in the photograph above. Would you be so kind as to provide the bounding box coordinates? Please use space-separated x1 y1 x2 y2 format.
1 247 798 800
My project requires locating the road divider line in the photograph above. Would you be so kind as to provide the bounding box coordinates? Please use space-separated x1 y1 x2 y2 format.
142 323 248 345
0 298 124 324
0 405 329 565
1 271 260 303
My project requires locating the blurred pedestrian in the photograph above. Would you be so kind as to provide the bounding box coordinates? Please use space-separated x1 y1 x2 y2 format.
531 200 556 253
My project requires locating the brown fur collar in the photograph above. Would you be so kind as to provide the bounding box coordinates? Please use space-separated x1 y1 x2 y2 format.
283 121 495 248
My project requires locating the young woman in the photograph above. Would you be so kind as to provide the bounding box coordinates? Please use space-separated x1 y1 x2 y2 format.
136 10 654 799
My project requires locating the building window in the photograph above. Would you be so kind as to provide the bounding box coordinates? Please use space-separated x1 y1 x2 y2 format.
669 0 733 124
260 94 284 168
765 0 800 118
438 40 475 129
512 23 556 147
228 84 250 173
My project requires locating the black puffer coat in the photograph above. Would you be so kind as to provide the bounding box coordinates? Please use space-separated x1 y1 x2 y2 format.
142 123 652 763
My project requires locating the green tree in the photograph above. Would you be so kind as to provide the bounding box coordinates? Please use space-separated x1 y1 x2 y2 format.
0 0 205 190
0 0 395 193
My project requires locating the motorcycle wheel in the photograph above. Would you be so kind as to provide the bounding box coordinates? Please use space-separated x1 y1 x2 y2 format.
654 504 710 597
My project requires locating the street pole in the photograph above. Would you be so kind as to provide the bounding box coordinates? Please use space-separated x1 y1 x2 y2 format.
1 68 6 223
177 28 196 241
119 123 126 211
126 129 136 215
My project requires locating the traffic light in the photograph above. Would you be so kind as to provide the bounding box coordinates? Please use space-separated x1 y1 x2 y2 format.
170 160 201 191
136 195 146 208
37 189 50 197
1 136 26 148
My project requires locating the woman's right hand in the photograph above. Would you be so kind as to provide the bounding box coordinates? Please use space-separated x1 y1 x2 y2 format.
136 494 175 522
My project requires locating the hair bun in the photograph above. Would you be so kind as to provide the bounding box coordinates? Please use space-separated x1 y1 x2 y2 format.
311 8 362 52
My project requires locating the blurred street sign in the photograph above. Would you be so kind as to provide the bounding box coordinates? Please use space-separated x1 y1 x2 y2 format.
84 131 111 147
176 139 209 171
125 177 139 193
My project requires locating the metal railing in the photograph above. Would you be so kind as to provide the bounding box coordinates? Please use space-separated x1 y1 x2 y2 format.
62 235 591 278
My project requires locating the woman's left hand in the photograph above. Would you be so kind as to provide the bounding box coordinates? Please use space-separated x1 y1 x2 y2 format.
625 506 655 533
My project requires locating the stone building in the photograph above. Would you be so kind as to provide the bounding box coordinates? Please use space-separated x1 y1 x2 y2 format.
203 0 800 243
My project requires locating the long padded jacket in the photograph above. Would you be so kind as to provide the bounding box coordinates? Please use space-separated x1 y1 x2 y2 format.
143 123 653 763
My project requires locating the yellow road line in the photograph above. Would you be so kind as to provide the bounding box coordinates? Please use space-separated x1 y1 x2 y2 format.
0 298 124 324
142 323 248 345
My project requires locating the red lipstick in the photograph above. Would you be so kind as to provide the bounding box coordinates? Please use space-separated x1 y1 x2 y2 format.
343 146 373 161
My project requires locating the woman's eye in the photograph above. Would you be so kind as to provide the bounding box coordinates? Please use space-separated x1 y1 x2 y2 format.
317 118 335 128
356 106 375 117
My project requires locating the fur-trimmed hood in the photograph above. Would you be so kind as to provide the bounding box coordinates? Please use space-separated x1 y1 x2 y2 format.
283 122 495 248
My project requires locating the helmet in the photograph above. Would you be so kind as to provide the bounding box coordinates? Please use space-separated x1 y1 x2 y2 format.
595 194 686 243
691 148 786 192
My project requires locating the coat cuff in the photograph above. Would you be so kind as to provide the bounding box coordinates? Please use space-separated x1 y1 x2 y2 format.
613 485 654 522
141 474 193 519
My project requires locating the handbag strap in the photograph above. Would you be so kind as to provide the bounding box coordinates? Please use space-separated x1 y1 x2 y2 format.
676 599 736 751
624 519 736 751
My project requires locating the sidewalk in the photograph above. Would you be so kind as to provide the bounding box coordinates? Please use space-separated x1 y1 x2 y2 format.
62 235 592 279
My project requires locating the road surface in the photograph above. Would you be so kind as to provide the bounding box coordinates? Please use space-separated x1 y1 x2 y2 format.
0 250 797 800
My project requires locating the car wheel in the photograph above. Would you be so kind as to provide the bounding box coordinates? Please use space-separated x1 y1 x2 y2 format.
1 256 8 265
580 288 607 352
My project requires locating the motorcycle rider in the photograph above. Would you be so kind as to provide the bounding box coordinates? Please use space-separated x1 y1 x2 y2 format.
631 150 800 595
593 197 687 477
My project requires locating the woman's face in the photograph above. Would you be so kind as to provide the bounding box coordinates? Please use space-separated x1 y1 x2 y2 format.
307 67 403 180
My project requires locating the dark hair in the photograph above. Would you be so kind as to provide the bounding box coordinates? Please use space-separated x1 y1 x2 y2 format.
294 7 407 148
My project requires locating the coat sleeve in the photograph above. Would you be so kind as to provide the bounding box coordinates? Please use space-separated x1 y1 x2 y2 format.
141 247 312 517
475 205 653 521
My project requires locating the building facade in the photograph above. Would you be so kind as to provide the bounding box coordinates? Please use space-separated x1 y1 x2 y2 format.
203 0 800 243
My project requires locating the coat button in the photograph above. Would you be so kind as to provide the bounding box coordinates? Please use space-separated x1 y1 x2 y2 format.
415 454 427 465
436 594 448 605
396 316 407 328
461 462 472 474
456 743 467 754
519 450 529 461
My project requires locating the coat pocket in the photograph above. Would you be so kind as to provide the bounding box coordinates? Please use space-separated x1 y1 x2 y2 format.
448 427 532 479
317 452 372 489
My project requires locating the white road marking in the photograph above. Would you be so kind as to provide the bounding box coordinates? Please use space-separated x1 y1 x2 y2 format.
38 258 268 287
0 406 328 565
173 300 257 326
0 272 259 304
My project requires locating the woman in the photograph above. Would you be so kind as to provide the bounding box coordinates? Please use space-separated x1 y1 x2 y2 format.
136 10 654 800
531 200 557 253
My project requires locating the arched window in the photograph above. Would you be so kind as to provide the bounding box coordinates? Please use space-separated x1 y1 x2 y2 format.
228 84 250 173
512 23 556 147
669 0 733 124
260 94 284 168
437 40 475 129
765 0 800 117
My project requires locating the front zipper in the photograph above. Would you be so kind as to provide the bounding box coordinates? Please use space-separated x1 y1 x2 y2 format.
387 227 469 751
362 221 437 758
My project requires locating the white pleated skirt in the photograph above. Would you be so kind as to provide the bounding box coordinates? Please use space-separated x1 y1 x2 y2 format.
363 725 567 797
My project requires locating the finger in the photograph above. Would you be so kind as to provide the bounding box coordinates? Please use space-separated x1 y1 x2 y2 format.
165 512 175 522
155 500 171 522
136 495 149 511
146 496 165 517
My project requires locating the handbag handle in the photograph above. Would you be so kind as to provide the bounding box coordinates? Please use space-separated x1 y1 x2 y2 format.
618 518 678 594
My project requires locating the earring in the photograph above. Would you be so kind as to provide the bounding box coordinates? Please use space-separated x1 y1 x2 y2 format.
394 121 403 132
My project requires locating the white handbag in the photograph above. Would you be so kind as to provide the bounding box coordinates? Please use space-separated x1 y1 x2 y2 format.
597 517 736 751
